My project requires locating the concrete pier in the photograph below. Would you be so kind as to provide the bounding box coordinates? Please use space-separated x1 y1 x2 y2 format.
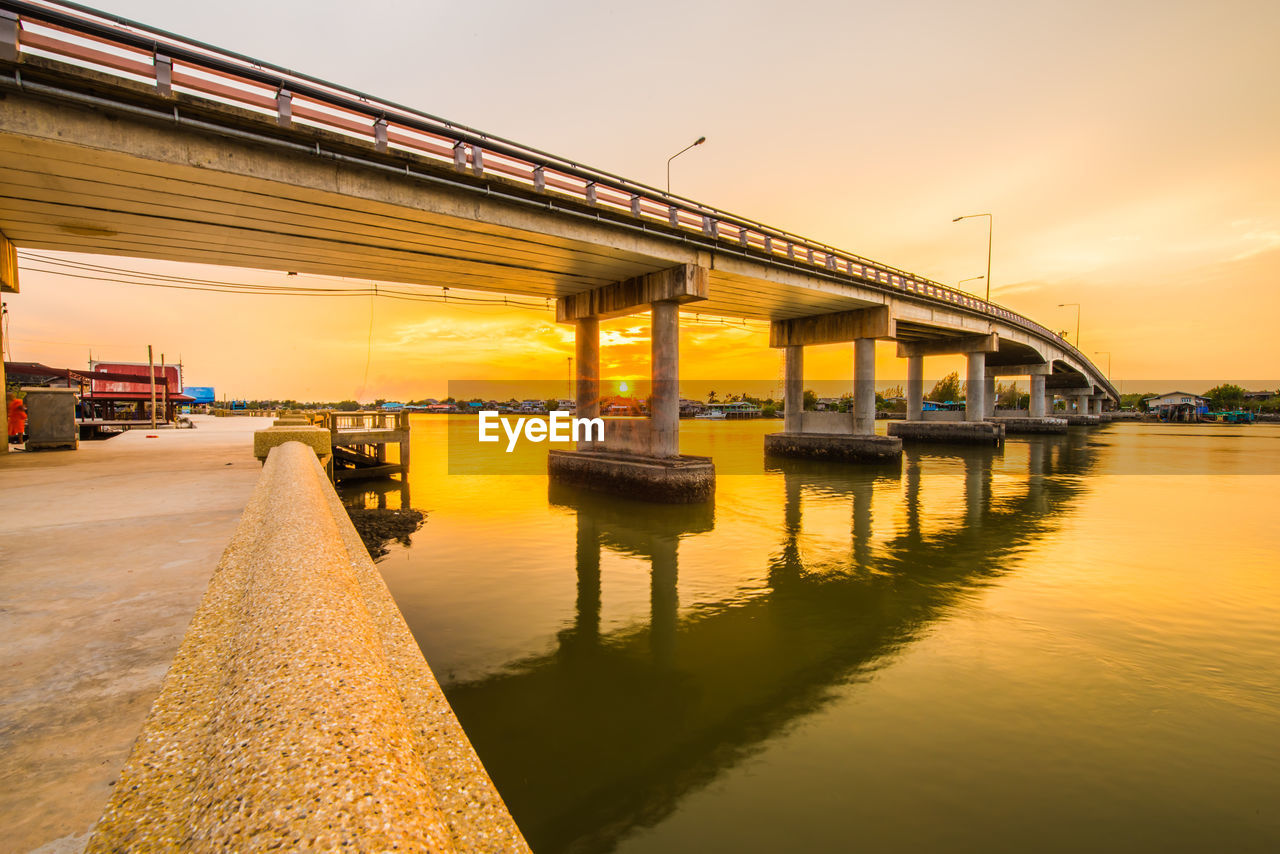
766 307 902 464
988 416 1068 434
548 448 715 502
764 431 903 463
854 337 876 434
888 420 1005 446
906 355 924 422
966 351 986 422
551 265 715 501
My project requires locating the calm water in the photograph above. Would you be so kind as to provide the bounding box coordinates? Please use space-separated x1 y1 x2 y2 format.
343 418 1280 853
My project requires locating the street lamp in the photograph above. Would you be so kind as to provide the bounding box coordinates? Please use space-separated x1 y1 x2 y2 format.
957 275 985 293
667 136 706 193
1058 303 1081 347
952 213 992 302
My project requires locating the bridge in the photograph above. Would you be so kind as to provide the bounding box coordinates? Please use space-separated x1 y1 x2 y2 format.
0 0 1117 497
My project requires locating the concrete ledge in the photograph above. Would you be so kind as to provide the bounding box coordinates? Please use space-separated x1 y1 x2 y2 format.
986 416 1069 435
888 420 1005 446
1064 414 1102 426
253 425 331 461
87 441 529 853
548 449 715 503
764 431 902 463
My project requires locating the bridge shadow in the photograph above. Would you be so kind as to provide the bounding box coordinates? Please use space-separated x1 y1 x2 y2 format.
444 433 1097 854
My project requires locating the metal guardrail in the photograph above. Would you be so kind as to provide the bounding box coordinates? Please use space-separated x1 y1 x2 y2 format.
0 0 1114 397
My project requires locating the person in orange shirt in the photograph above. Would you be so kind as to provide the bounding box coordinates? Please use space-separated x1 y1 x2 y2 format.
7 391 27 445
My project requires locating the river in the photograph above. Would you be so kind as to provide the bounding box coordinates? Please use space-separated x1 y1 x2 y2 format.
341 417 1280 853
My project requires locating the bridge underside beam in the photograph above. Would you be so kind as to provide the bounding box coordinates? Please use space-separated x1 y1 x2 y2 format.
556 264 708 323
986 362 1052 377
768 306 894 348
896 333 999 359
1045 373 1092 390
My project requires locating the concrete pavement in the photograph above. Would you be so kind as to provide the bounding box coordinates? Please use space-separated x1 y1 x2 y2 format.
0 416 270 853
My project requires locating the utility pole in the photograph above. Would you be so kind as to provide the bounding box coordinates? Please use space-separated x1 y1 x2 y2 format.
147 345 157 428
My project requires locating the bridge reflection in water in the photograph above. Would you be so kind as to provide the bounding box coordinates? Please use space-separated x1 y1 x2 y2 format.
439 434 1097 854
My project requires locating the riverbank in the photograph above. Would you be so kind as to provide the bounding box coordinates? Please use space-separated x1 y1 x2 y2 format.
0 416 271 853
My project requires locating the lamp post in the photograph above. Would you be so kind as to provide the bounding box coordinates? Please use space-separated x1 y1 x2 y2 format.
957 275 985 293
1058 303 1081 348
667 136 706 193
952 213 992 302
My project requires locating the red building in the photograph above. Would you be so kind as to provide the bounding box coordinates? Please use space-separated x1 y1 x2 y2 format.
83 361 194 423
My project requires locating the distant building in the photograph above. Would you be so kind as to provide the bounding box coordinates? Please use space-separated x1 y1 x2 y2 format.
1144 392 1209 421
85 360 194 423
185 386 216 405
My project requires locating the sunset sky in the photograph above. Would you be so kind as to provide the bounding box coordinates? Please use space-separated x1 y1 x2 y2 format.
6 0 1278 400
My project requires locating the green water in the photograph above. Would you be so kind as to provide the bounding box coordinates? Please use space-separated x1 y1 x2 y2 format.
343 418 1280 853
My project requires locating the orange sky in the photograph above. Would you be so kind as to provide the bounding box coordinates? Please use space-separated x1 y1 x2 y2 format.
5 0 1278 399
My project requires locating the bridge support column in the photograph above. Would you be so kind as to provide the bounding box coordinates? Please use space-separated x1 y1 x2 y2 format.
906 355 924 421
765 308 900 464
651 301 679 458
854 338 875 434
984 376 997 417
889 334 1002 446
783 345 803 434
575 316 600 421
549 265 714 502
966 351 986 422
1029 374 1046 418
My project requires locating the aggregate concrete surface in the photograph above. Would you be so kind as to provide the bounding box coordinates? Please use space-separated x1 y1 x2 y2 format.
0 416 272 853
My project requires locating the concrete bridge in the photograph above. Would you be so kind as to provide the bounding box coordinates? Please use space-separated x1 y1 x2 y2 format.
0 0 1116 493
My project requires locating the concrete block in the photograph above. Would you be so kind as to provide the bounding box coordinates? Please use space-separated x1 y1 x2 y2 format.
888 420 1004 446
21 387 78 451
764 431 902 463
253 425 331 462
987 416 1068 435
548 449 714 503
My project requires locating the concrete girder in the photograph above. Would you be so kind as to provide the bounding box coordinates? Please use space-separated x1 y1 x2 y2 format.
1045 373 1092 391
769 305 894 348
896 333 999 359
556 264 708 322
986 363 1053 377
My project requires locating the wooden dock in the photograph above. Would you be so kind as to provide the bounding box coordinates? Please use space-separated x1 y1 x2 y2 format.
311 411 410 482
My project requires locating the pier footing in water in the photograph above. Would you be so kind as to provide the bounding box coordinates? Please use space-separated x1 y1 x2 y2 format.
987 416 1069 435
888 420 1005 446
764 431 902 463
547 449 714 503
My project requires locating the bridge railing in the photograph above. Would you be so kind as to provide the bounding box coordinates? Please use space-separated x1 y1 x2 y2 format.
0 0 1112 395
311 411 411 432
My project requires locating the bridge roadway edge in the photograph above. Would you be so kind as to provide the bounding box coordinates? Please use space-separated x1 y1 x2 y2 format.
0 51 1115 400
